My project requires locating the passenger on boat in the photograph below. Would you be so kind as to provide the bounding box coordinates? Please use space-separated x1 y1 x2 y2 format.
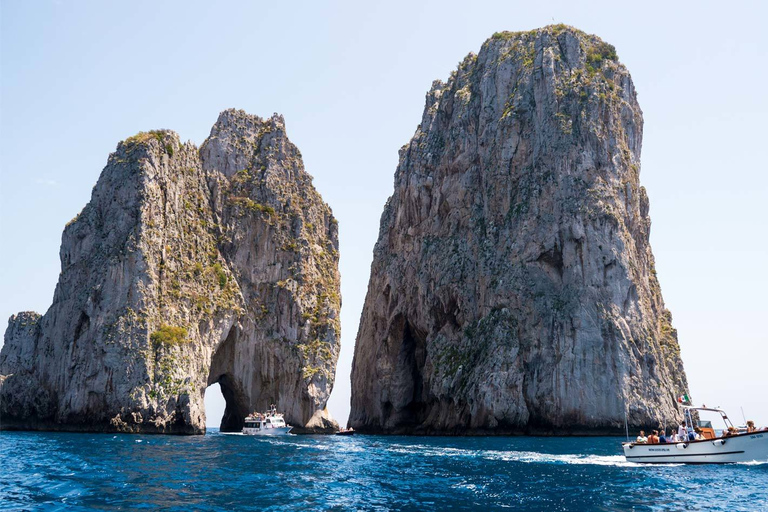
746 421 756 433
658 430 669 444
648 430 660 444
677 423 686 441
636 430 648 443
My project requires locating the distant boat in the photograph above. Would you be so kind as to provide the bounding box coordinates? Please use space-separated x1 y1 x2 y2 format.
336 427 355 436
623 406 768 464
242 405 293 436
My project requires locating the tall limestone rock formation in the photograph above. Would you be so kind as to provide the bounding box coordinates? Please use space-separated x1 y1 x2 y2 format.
0 109 340 434
350 26 688 434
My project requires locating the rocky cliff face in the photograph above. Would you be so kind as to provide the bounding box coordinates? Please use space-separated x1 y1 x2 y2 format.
0 109 340 434
349 26 687 434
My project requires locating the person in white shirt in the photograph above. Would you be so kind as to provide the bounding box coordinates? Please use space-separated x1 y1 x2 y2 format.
636 430 648 443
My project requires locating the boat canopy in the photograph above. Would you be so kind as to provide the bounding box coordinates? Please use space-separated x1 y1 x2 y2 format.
683 406 728 414
682 405 734 431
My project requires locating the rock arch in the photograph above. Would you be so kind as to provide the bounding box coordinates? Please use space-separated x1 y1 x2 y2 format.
0 109 341 434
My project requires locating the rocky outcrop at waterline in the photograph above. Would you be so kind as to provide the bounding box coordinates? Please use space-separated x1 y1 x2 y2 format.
0 109 341 434
349 25 688 434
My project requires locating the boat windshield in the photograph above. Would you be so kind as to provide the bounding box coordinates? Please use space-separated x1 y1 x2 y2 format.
694 409 730 435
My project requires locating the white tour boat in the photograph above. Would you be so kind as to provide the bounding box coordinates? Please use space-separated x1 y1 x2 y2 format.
242 405 293 436
623 405 768 464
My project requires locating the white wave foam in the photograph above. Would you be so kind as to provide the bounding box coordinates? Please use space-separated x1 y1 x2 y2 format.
386 444 675 467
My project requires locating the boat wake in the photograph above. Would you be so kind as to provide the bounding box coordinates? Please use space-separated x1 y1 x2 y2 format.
386 445 676 467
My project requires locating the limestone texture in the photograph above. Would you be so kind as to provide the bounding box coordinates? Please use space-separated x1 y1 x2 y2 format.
0 109 340 434
349 26 688 434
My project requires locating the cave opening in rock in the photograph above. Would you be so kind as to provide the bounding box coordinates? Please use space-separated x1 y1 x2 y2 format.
395 318 428 426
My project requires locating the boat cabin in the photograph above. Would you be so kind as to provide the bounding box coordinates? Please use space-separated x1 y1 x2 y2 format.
264 416 286 427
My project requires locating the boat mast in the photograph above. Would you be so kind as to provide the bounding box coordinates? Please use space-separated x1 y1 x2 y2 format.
624 405 629 442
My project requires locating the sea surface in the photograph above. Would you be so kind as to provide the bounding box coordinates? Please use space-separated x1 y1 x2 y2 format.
1 430 766 511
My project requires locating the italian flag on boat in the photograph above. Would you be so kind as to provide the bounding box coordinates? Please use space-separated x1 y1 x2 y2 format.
677 394 691 404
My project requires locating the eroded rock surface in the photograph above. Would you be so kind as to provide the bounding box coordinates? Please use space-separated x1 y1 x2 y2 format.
0 109 340 434
349 26 687 434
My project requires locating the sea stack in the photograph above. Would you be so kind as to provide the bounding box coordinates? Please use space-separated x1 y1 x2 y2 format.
349 26 688 434
0 109 341 434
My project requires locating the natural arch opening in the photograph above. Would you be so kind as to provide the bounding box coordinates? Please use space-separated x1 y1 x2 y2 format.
204 382 226 429
205 323 250 432
216 373 250 432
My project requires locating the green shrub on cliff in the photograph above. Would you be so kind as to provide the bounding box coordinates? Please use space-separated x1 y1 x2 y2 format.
229 196 276 216
124 130 165 146
150 325 188 345
586 41 618 74
212 263 228 289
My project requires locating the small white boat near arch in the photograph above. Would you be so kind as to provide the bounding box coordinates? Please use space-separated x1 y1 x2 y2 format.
242 405 293 436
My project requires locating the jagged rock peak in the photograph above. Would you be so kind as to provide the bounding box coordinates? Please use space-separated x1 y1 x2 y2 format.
1 109 340 434
0 313 41 375
349 26 687 435
201 109 293 180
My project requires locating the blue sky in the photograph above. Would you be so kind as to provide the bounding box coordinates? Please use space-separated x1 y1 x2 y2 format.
1 0 766 428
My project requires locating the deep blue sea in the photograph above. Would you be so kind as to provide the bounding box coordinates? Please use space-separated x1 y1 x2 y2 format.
1 430 766 511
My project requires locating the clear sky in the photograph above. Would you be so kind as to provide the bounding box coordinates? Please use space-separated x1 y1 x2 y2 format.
1 0 766 429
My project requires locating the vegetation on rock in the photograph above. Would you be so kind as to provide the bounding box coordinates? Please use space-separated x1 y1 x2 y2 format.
150 325 188 346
